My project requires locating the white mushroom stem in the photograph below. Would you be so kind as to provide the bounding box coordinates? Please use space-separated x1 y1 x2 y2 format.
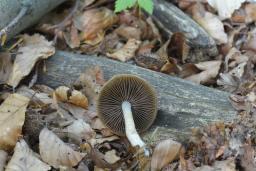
122 101 145 147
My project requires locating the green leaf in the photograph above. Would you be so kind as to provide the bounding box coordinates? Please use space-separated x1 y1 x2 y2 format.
138 0 154 14
115 0 137 13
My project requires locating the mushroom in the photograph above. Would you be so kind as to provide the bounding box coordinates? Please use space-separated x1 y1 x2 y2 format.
97 74 157 150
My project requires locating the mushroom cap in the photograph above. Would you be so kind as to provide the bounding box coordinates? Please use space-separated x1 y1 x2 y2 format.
97 74 157 136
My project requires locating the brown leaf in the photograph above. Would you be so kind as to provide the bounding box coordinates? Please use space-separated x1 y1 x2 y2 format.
135 53 165 71
185 60 222 84
0 52 13 84
115 25 141 40
191 3 228 44
161 58 180 74
7 34 55 88
151 139 182 171
167 32 190 63
107 39 141 62
0 94 29 151
73 7 118 42
55 86 88 109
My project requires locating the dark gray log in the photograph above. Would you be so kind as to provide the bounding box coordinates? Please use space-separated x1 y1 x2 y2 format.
0 0 66 40
153 0 218 58
38 51 237 143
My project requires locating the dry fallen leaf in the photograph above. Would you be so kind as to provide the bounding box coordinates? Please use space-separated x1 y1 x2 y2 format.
7 34 55 88
55 86 88 109
191 3 228 44
39 128 85 168
0 150 7 171
115 25 142 40
65 119 96 142
103 150 120 164
73 7 118 42
195 158 235 171
5 139 51 171
207 0 246 19
0 94 29 151
0 52 13 84
151 139 182 171
107 39 141 62
185 60 222 84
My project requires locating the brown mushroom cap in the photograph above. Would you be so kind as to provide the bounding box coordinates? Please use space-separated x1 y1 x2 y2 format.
97 74 157 136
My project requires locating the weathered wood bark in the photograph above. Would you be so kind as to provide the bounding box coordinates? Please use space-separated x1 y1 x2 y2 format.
153 0 218 59
38 51 237 143
0 0 66 40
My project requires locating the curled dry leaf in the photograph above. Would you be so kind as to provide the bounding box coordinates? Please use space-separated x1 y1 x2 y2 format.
65 119 96 142
107 39 141 62
151 139 182 171
207 0 246 19
55 86 88 109
0 52 13 84
0 150 7 171
0 94 29 151
7 34 55 88
39 128 85 168
185 60 222 84
191 3 228 44
73 7 118 42
5 140 50 171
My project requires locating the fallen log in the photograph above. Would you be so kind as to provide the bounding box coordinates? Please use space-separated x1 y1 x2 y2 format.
153 0 218 59
38 51 237 142
0 0 66 41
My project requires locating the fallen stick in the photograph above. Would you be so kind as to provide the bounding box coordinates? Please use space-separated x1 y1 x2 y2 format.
38 51 237 142
0 0 66 41
153 0 218 58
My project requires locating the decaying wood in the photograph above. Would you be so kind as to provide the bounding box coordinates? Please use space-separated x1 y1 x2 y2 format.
0 0 66 40
38 51 237 143
153 0 218 59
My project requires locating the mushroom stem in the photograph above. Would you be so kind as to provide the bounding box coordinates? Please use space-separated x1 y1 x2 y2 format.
122 101 145 147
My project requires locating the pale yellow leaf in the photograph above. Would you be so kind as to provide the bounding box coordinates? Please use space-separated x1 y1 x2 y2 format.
0 94 29 151
103 150 120 164
107 39 141 62
151 139 182 171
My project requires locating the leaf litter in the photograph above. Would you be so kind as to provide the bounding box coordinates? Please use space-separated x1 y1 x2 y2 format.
0 0 256 170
